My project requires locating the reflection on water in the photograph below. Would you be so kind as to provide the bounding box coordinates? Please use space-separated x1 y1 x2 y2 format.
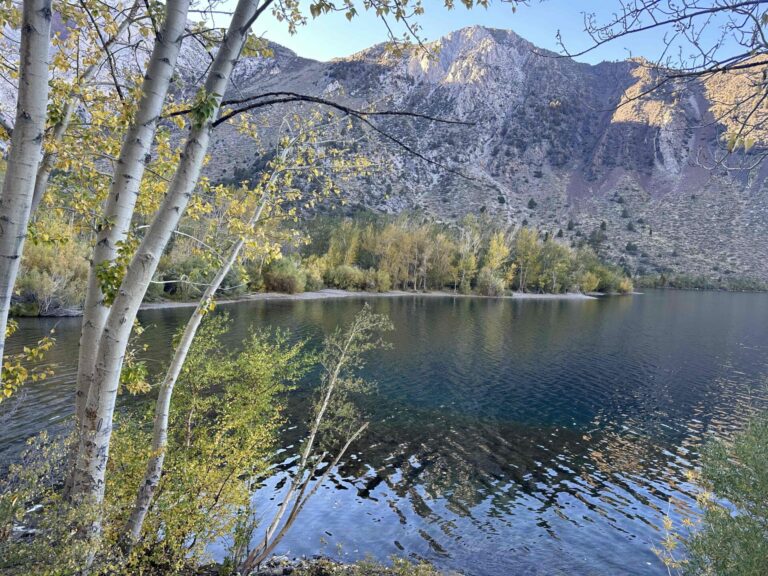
2 291 768 575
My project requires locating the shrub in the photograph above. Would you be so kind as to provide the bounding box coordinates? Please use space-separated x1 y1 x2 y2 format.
362 268 393 292
597 270 623 292
16 224 89 314
0 318 311 575
303 257 326 292
683 415 768 576
109 320 310 572
326 265 366 290
155 254 212 299
362 269 378 292
0 432 98 573
221 266 247 297
155 252 246 300
617 277 633 293
292 556 447 576
578 271 600 293
655 415 768 576
375 269 392 292
476 267 506 296
264 258 307 294
244 261 266 292
633 274 768 292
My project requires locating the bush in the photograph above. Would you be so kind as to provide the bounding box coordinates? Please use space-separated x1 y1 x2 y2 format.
264 258 307 294
656 415 768 576
303 257 326 292
375 269 392 292
362 269 377 292
244 261 266 292
325 265 366 290
155 254 212 299
109 320 310 572
617 277 633 293
220 265 248 297
635 274 768 292
578 271 600 293
154 251 247 300
592 267 627 293
476 268 506 296
683 415 768 576
0 432 98 574
292 556 446 576
359 268 392 293
15 224 89 314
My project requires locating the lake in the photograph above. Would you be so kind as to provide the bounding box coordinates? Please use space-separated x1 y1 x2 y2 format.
2 290 768 575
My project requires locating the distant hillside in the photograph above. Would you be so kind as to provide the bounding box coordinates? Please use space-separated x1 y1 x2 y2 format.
208 26 768 281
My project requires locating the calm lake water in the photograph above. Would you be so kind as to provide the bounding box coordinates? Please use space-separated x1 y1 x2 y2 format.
2 290 768 575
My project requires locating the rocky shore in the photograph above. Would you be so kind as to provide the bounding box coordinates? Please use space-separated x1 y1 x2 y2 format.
196 555 448 576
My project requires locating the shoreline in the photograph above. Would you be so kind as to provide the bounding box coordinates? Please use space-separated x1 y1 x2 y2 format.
138 289 598 311
11 290 602 318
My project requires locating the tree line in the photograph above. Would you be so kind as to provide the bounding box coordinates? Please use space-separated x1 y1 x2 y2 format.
10 208 635 316
258 213 634 296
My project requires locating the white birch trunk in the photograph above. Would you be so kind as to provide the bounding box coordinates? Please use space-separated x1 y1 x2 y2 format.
0 0 52 382
30 0 139 213
69 0 190 471
70 0 262 511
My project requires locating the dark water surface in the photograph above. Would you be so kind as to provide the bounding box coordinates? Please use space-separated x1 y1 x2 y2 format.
3 290 768 575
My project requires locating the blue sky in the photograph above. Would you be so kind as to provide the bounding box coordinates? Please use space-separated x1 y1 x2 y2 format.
242 0 679 64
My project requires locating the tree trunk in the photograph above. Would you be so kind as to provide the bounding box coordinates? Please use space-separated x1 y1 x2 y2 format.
0 0 52 382
241 320 359 572
30 0 139 213
70 0 263 516
242 422 368 572
122 174 278 546
65 0 191 497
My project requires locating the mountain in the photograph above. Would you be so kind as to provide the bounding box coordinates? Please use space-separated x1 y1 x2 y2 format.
205 26 768 282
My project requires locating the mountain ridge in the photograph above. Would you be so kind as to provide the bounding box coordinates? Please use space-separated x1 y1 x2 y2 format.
205 25 768 282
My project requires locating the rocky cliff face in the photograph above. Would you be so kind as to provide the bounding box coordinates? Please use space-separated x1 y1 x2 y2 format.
207 26 768 281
